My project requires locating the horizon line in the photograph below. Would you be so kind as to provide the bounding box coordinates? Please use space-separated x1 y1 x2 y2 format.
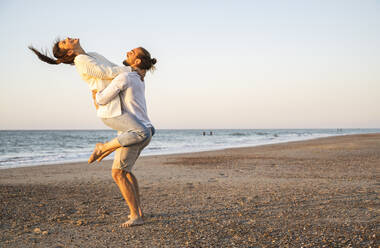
1 128 379 131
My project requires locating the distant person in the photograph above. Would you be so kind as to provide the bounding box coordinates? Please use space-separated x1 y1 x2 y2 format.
29 38 157 227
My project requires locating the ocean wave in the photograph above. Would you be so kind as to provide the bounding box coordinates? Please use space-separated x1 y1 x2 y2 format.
1 129 380 168
147 147 166 150
230 132 247 136
255 132 268 135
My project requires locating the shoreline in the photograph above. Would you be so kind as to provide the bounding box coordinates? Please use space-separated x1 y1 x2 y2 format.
1 133 379 247
1 132 378 170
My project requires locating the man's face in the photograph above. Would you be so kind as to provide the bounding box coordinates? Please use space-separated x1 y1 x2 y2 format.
124 48 141 67
58 37 80 51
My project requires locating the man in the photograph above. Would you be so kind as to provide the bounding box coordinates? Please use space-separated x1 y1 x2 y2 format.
90 47 157 227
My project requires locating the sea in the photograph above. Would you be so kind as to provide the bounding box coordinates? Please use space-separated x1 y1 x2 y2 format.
0 129 379 169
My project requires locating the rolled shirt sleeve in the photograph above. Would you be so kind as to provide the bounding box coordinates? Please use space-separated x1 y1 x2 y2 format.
96 73 128 105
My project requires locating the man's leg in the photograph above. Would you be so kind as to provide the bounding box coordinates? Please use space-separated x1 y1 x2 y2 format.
126 172 143 218
112 169 143 227
124 135 152 219
110 130 152 227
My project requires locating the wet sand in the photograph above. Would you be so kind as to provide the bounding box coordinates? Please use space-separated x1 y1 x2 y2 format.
1 134 379 247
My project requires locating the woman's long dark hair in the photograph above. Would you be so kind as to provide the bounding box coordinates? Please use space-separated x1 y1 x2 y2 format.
28 39 76 65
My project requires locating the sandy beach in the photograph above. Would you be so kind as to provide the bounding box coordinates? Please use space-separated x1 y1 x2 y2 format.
0 134 379 247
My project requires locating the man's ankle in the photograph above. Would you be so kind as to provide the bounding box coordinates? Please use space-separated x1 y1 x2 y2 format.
129 213 140 220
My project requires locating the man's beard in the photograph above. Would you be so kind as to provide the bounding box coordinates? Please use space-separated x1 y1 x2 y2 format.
122 60 130 66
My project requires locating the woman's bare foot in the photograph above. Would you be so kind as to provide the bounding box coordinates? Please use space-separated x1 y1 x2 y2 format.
96 148 117 162
121 217 143 227
88 143 104 164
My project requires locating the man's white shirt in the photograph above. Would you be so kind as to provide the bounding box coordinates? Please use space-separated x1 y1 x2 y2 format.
74 52 131 118
96 71 152 128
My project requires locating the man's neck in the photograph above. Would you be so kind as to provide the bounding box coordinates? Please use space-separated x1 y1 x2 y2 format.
133 67 146 81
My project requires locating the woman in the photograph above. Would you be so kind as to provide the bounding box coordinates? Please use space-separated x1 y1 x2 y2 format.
29 38 156 162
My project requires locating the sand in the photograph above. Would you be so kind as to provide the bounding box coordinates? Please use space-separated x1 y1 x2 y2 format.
0 134 379 247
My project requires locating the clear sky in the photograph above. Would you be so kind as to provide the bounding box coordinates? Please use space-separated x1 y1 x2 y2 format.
0 0 379 129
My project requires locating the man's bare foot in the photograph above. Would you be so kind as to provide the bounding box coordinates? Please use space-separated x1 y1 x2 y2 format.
88 143 104 164
121 217 143 227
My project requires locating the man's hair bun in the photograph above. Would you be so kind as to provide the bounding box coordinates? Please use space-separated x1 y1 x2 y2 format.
137 47 157 71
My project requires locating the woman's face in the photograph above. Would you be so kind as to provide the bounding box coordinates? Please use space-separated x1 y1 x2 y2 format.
58 37 80 51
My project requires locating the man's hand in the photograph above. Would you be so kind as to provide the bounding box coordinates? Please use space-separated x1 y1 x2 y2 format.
92 90 99 110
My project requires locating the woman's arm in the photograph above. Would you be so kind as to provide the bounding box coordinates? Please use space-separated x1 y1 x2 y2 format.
74 54 131 80
91 90 99 110
95 73 128 105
